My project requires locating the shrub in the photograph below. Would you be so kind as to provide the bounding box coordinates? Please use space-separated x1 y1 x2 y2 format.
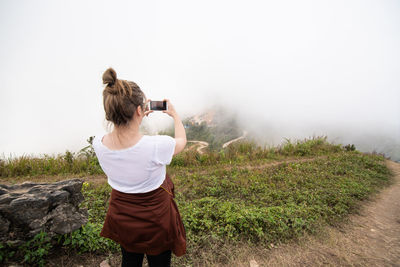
20 231 52 267
344 144 356 151
58 222 119 254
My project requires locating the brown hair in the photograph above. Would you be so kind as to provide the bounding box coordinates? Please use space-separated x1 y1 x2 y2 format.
102 68 145 127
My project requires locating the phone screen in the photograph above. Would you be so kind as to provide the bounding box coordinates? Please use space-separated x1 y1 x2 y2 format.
150 100 167 111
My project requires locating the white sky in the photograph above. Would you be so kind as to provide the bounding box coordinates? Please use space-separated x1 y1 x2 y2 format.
1 0 399 159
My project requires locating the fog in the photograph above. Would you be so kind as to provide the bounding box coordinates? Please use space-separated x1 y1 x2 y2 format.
1 0 399 161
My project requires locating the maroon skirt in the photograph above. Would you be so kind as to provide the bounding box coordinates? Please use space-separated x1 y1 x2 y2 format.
100 174 186 256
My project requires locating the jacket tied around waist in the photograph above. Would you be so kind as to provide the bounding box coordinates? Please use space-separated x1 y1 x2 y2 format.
100 173 186 256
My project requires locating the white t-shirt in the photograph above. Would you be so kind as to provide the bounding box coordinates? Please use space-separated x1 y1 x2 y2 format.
93 133 176 193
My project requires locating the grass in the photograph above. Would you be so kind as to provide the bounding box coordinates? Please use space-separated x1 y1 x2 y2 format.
0 136 101 178
0 136 340 178
0 136 394 266
171 151 392 265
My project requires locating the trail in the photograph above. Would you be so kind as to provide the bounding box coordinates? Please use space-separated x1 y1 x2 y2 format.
238 159 400 266
222 131 248 148
186 130 248 155
195 155 330 176
187 141 209 154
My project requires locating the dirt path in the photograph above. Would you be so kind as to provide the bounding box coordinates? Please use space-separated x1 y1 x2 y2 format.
222 131 248 148
186 130 248 155
238 159 400 266
187 141 209 154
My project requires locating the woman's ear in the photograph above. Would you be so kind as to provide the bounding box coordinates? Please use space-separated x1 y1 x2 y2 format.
136 105 143 117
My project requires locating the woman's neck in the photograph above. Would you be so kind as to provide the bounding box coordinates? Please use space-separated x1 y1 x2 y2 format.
112 120 142 144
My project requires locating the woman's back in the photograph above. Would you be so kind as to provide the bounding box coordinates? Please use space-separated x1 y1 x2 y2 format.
93 133 176 194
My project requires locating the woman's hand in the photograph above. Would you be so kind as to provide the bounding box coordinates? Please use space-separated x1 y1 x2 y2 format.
161 99 186 154
144 99 154 117
162 99 178 119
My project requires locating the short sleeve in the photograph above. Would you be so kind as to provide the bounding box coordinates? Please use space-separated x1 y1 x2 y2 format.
153 135 176 165
92 133 103 158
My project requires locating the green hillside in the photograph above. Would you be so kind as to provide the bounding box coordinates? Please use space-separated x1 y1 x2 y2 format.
0 137 393 266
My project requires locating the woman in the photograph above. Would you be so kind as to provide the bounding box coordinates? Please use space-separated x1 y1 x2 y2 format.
92 68 187 267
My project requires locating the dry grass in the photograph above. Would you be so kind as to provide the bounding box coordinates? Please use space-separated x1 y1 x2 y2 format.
1 174 107 187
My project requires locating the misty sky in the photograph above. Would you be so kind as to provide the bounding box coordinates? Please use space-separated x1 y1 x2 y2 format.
0 0 399 160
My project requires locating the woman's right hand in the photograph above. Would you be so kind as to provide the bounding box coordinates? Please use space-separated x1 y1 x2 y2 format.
162 99 178 119
162 99 186 154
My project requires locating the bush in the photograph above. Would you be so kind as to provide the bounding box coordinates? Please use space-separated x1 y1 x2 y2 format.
174 152 391 247
58 222 119 254
20 231 52 266
278 136 343 156
344 144 356 151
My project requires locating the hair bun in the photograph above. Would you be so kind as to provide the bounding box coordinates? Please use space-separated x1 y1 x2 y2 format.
102 68 117 86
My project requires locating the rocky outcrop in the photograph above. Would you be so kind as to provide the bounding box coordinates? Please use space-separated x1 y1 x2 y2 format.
0 179 88 245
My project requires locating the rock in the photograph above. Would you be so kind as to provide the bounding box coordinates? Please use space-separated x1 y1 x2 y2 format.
249 259 259 267
0 178 88 244
100 260 111 267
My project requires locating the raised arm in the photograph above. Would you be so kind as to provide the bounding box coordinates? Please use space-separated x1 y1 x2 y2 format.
162 99 187 155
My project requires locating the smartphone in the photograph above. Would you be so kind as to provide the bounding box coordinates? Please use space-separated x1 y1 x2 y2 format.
150 100 167 111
